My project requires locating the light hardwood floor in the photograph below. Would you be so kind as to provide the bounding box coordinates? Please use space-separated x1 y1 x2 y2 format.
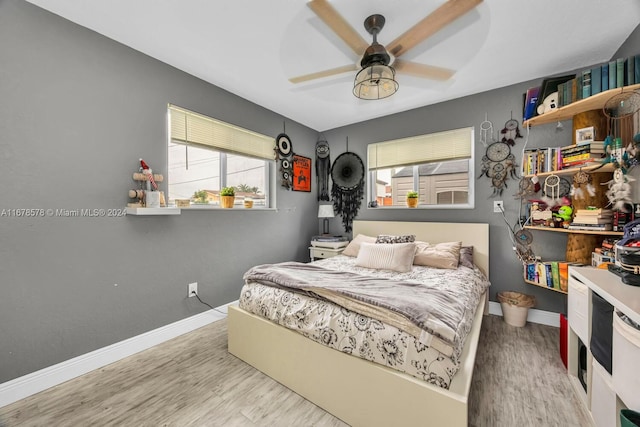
0 315 592 427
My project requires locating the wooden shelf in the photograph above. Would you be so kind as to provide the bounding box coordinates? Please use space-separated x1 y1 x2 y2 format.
126 207 181 215
524 225 623 236
524 162 615 178
524 278 568 294
523 83 640 127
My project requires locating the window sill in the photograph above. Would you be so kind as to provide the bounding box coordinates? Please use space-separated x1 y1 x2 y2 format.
178 205 276 211
367 204 474 210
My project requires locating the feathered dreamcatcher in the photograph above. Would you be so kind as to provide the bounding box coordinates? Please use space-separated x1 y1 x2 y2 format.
500 117 523 146
479 115 522 196
540 174 571 207
315 139 331 201
570 170 596 201
331 149 365 233
275 131 293 190
603 168 635 212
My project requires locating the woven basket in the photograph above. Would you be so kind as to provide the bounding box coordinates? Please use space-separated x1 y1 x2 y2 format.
497 291 536 308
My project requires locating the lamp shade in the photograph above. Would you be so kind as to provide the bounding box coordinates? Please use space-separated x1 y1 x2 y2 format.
353 64 399 100
318 204 335 218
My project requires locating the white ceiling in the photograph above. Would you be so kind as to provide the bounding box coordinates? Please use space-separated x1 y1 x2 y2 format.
26 0 640 131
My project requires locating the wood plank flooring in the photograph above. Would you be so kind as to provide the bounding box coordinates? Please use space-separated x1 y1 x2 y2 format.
0 315 592 427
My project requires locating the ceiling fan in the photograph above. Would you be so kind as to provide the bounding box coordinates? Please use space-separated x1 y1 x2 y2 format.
290 0 483 99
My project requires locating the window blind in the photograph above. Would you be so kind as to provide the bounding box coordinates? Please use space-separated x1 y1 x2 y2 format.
169 105 274 161
368 127 473 170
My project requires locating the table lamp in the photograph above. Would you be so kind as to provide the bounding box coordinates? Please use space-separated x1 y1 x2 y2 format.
318 204 335 235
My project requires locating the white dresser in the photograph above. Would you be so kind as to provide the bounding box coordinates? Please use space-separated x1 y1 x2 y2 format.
567 267 640 427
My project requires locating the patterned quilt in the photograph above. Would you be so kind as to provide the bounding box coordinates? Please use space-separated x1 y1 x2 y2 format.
239 255 490 389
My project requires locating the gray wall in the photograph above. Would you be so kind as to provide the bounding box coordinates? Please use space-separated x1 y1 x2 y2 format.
0 0 318 383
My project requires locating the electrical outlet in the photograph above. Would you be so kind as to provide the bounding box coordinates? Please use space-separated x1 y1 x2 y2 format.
493 201 503 213
188 282 198 297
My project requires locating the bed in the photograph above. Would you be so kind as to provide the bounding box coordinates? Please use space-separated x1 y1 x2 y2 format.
228 220 489 427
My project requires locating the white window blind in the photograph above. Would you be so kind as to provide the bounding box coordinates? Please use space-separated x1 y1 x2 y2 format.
368 127 473 170
169 104 274 161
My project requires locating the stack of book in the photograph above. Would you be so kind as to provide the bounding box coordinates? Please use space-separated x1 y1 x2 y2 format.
560 142 605 169
592 238 617 267
568 208 613 231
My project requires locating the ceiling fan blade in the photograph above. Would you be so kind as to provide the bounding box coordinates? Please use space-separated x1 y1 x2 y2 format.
308 0 369 55
289 64 358 84
393 60 454 81
387 0 483 58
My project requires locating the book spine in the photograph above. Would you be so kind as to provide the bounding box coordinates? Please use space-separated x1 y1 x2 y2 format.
602 64 609 91
609 60 617 89
635 55 640 86
545 263 553 288
591 66 602 95
628 55 635 85
617 58 625 87
582 69 591 98
557 83 565 107
551 262 560 290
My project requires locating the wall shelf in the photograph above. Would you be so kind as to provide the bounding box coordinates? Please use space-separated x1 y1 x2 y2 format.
524 225 623 236
523 83 640 127
126 207 181 215
524 162 615 178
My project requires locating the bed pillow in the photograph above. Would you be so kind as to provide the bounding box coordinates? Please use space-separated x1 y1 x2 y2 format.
342 234 377 257
375 234 416 244
413 241 462 269
459 246 474 269
355 242 416 272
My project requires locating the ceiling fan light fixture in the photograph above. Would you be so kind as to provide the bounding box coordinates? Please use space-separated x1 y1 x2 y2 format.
353 64 399 100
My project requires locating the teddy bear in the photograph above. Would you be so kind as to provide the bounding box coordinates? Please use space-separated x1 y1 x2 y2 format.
536 91 558 115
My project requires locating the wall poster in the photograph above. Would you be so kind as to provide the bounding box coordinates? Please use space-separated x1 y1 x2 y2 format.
292 155 311 192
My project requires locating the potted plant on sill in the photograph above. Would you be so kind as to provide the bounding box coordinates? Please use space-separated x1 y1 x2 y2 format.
220 186 235 208
406 191 419 208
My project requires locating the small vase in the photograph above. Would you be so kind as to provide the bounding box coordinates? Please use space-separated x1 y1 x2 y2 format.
220 196 235 208
406 198 418 208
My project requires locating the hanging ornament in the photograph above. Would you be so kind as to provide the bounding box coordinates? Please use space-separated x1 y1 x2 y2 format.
315 138 331 201
500 114 523 146
570 170 596 200
479 141 519 196
479 113 495 148
331 148 365 233
603 168 635 212
275 123 294 190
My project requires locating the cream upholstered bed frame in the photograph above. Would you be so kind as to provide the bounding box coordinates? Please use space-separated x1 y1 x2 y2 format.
228 221 489 427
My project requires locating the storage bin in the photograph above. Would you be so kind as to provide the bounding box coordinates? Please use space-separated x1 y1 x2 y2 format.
568 277 589 344
591 358 618 427
591 292 614 374
613 310 640 411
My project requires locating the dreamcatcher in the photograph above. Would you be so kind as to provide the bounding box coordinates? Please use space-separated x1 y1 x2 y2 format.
495 196 536 263
603 168 635 212
602 90 640 170
479 141 519 196
275 131 293 190
479 113 495 147
514 176 540 199
540 174 571 207
500 116 523 146
315 139 331 201
331 149 365 233
570 170 596 201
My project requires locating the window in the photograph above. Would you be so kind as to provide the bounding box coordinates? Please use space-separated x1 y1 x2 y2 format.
367 127 474 208
167 105 275 208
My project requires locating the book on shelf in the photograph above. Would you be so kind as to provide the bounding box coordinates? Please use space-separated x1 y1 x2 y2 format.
609 60 617 89
571 216 613 225
575 208 613 216
601 63 609 91
550 261 561 290
591 65 602 95
523 87 540 121
582 69 591 98
617 57 625 88
567 223 613 231
628 55 635 86
635 55 640 85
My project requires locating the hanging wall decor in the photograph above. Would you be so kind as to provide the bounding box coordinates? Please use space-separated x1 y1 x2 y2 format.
275 131 293 190
331 148 365 233
479 115 521 197
292 154 311 192
315 139 331 201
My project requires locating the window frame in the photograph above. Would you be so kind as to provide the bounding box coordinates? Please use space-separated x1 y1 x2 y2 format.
366 127 475 210
167 105 276 210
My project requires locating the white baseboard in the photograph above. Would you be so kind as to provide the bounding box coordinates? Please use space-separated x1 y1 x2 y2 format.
0 302 236 409
489 301 560 327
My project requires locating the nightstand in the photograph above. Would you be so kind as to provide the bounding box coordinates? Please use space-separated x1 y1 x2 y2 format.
309 246 345 261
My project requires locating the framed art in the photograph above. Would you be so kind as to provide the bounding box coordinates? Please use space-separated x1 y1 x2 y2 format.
292 154 311 192
576 126 594 145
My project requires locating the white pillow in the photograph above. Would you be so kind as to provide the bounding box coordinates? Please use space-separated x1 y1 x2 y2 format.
342 234 376 257
355 242 416 272
413 241 462 269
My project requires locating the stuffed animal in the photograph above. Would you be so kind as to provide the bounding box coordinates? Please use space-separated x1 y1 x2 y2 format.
537 91 558 115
